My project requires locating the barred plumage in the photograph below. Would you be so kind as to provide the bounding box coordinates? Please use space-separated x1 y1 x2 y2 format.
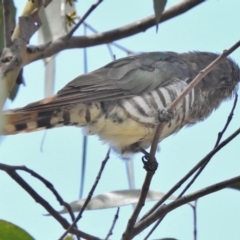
1 51 239 155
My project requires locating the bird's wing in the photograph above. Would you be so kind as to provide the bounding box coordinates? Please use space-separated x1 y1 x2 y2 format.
21 52 190 112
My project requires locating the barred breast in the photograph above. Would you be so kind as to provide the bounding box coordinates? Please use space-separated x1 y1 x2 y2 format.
83 79 195 154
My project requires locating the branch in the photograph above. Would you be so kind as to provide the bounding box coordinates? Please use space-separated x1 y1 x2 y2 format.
65 0 103 40
149 39 240 161
121 164 157 240
0 1 44 109
105 207 120 240
132 175 240 238
176 94 238 199
214 94 238 148
2 0 12 47
0 163 99 240
140 126 240 222
1 164 76 222
27 0 205 62
59 149 110 239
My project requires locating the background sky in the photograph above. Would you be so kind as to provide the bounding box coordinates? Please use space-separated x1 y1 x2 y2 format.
1 0 240 239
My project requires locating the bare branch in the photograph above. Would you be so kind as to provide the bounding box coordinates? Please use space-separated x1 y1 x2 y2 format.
133 174 240 238
27 0 205 62
122 165 157 240
176 94 238 199
59 149 110 239
66 0 103 40
140 126 240 222
2 164 76 222
105 207 120 240
2 0 12 47
83 22 135 55
214 94 238 148
0 163 99 240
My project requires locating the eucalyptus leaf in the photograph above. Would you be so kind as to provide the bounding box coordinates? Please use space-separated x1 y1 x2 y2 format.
52 189 176 214
0 219 34 240
153 0 167 32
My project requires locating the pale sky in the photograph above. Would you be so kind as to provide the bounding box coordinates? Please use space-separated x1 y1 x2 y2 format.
1 0 240 239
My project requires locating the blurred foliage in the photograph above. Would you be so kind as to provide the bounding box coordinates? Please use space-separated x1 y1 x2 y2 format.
0 219 34 240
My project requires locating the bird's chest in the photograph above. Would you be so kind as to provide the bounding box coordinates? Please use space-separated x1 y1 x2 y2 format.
82 83 194 153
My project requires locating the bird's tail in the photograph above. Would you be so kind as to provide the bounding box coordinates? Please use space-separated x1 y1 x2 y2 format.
0 109 64 135
0 100 103 135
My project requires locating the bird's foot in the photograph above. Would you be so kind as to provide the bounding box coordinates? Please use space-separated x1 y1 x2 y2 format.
158 109 175 122
140 148 158 172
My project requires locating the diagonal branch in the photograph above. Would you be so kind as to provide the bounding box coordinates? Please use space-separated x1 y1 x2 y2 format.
59 149 110 239
132 174 240 238
105 207 120 240
139 125 240 227
65 0 103 40
0 163 99 240
27 0 205 62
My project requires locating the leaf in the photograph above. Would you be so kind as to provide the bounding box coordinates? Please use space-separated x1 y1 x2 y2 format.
52 189 176 214
0 219 34 240
153 0 167 32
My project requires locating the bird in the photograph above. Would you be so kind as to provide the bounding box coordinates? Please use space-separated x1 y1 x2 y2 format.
0 51 239 156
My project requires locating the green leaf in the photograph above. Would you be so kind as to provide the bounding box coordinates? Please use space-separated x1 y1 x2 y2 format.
0 219 34 240
153 0 167 32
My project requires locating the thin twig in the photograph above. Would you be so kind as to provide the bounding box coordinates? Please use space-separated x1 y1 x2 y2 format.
0 163 99 240
65 0 103 40
143 216 164 240
83 22 135 55
59 149 111 240
132 174 240 238
0 163 76 222
105 207 120 240
2 0 12 47
214 94 238 148
140 126 240 222
177 94 238 199
193 200 198 240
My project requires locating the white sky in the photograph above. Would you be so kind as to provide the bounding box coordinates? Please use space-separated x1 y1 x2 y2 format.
1 0 240 239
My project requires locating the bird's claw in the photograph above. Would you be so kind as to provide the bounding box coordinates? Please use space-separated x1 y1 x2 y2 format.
158 109 175 122
142 154 158 172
